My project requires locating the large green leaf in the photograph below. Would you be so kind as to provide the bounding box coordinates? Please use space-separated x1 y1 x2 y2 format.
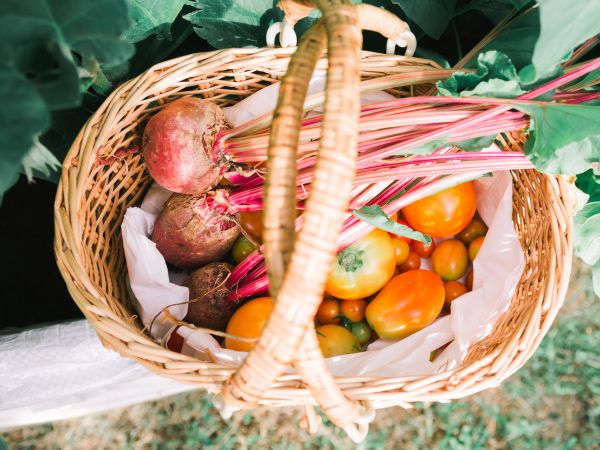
438 51 525 98
124 0 187 43
184 0 283 48
391 0 457 39
575 170 600 203
574 201 600 296
532 0 600 79
515 103 600 174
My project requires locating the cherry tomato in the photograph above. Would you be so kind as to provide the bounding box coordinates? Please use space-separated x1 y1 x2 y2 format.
326 229 396 300
232 235 256 264
457 216 488 244
466 270 474 290
431 239 468 281
316 298 341 325
444 281 469 307
225 297 273 352
166 327 184 352
469 236 484 262
316 324 361 357
402 182 477 238
398 251 421 273
411 239 435 258
340 298 367 322
391 237 410 265
351 321 373 344
392 218 412 243
239 211 263 242
366 269 445 340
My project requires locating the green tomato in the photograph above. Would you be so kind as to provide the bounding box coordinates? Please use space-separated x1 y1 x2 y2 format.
232 235 256 264
351 321 373 345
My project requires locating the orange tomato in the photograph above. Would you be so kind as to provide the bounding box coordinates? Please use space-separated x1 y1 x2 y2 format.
465 270 474 290
316 324 361 357
391 237 410 265
398 251 421 273
225 297 273 352
444 281 469 307
411 239 435 257
469 236 484 262
239 211 263 242
402 182 477 238
340 298 367 322
457 216 488 244
316 298 341 325
366 269 445 339
431 239 468 281
325 229 396 300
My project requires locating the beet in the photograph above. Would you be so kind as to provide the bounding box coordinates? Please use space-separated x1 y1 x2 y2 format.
184 262 236 331
152 193 240 269
142 97 230 194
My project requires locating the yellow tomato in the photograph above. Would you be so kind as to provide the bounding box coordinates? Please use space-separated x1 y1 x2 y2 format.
316 324 361 357
325 229 396 300
225 297 273 352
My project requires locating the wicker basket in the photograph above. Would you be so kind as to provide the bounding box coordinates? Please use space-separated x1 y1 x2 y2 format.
54 0 573 441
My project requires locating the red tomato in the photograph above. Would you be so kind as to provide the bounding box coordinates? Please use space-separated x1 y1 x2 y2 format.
316 325 361 357
431 239 468 281
402 182 477 238
239 211 263 242
316 298 341 325
366 270 445 340
398 251 421 273
411 239 435 257
469 236 484 262
340 299 367 322
392 237 410 265
225 297 273 352
444 281 469 307
326 229 396 300
457 216 488 244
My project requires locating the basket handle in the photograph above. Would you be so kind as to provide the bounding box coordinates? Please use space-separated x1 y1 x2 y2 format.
267 0 417 56
219 0 365 428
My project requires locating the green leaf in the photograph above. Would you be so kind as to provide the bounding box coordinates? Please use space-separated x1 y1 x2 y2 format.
532 0 600 80
0 64 50 201
437 51 525 98
575 170 600 203
352 205 432 244
124 0 187 43
574 201 600 296
21 138 61 182
184 0 283 48
390 0 457 39
514 103 600 174
467 0 529 24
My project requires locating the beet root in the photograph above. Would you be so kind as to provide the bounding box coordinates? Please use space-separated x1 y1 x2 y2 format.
185 262 236 331
152 193 240 269
142 97 230 195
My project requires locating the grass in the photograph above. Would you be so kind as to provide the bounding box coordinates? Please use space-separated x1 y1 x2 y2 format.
3 262 599 449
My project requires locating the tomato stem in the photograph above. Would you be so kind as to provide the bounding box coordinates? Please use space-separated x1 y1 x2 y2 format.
338 249 364 273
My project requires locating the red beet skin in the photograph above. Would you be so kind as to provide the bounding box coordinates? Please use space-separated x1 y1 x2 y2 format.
142 98 230 195
152 193 240 269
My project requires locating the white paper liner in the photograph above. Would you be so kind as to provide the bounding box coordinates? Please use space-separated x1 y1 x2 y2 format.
121 76 525 377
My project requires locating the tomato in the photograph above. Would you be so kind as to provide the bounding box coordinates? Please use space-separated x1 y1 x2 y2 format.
225 297 273 352
402 182 477 238
398 251 421 273
325 229 396 300
366 270 445 339
411 239 435 257
340 298 367 322
431 239 468 281
444 281 469 307
457 216 488 244
232 235 256 264
469 236 484 262
392 218 412 243
391 237 410 265
316 324 361 357
239 211 263 242
316 298 341 325
166 327 184 352
465 270 474 290
351 321 373 344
